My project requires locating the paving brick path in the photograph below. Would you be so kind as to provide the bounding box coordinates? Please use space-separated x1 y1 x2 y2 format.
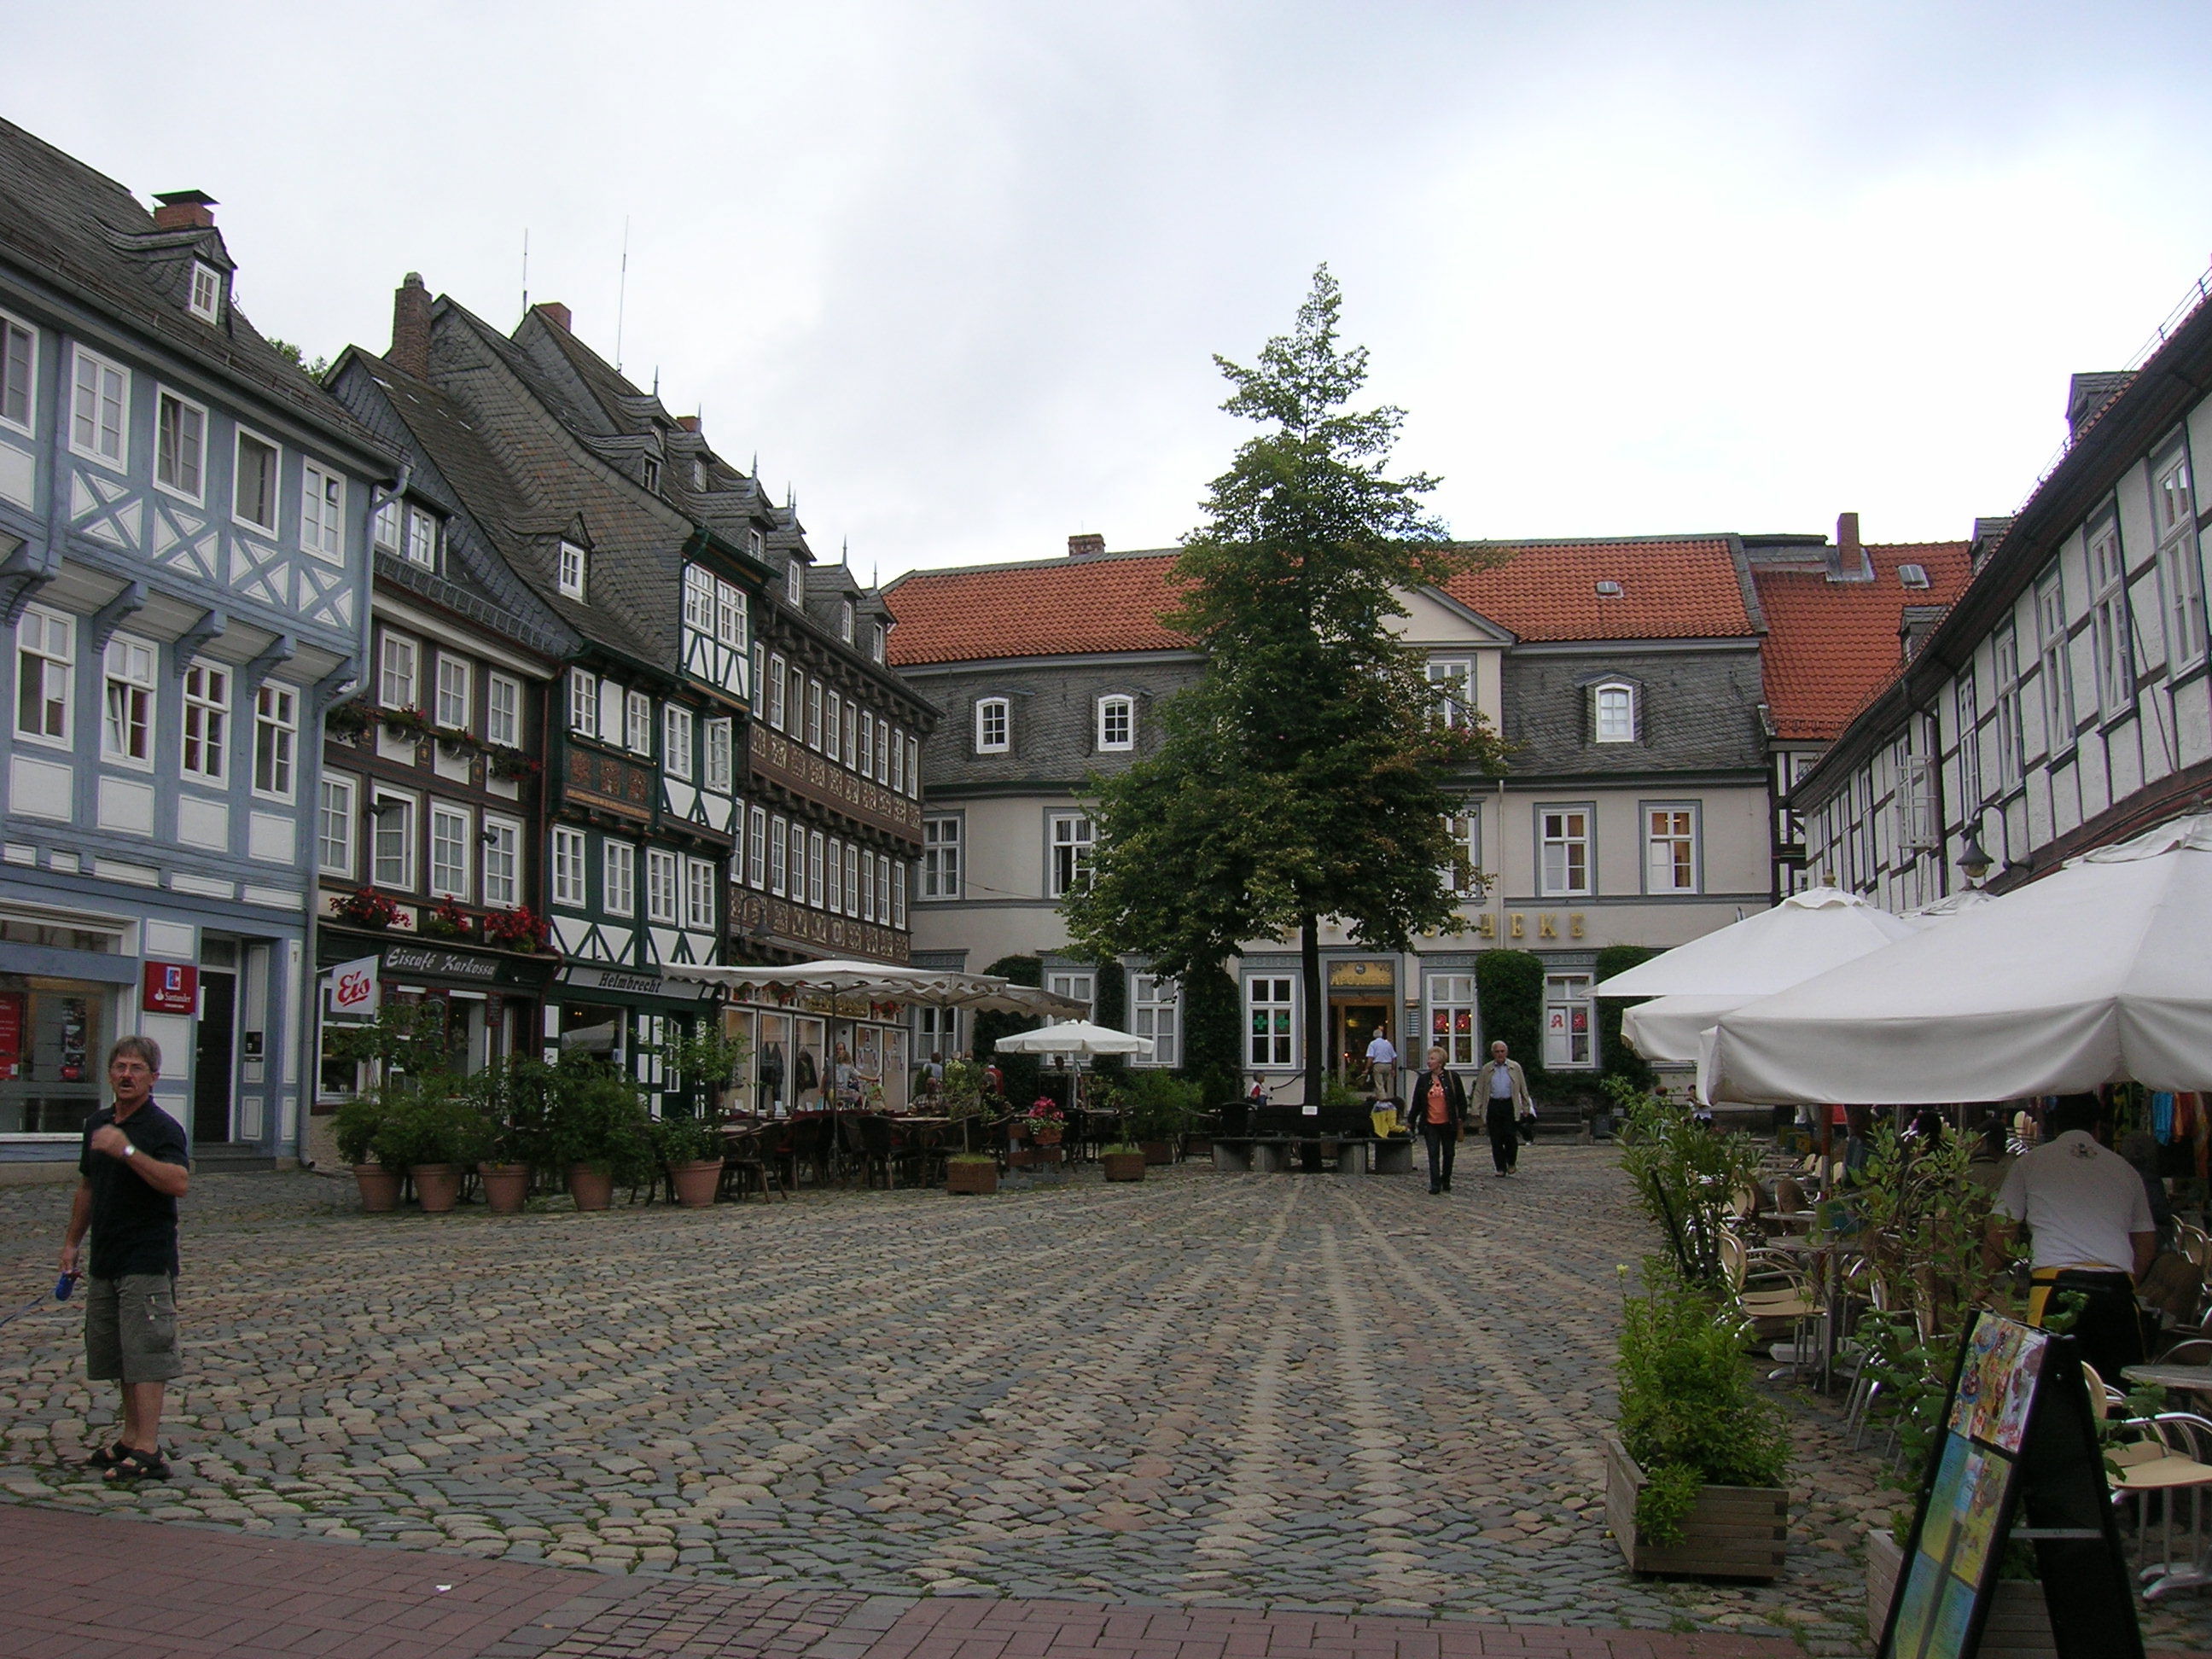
0 1154 2204 1658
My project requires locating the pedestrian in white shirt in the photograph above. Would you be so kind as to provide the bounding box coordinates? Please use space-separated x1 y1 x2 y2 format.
1364 1027 1399 1103
1472 1041 1533 1175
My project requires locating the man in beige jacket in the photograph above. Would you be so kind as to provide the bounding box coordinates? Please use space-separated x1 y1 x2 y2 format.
1472 1040 1533 1175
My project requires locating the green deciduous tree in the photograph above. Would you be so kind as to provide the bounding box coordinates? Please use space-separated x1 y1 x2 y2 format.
1064 267 1508 1105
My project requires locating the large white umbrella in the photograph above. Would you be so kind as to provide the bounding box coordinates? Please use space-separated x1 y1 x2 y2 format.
1594 888 1919 1066
1699 813 2212 1105
664 960 1086 1017
988 1020 1155 1057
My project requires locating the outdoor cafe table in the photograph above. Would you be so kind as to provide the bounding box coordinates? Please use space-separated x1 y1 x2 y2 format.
2122 1364 2212 1400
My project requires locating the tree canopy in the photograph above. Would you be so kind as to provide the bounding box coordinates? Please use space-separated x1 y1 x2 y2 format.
1063 266 1509 1100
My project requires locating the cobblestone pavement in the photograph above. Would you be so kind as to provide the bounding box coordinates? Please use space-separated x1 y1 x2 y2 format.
0 1153 2205 1658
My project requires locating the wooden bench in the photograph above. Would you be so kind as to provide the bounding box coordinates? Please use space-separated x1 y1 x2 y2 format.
1210 1135 1415 1174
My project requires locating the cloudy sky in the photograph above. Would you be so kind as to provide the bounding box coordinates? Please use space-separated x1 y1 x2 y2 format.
10 3 2212 578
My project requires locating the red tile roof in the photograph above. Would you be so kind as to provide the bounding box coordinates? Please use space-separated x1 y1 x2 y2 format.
1755 542 1975 740
886 537 1759 665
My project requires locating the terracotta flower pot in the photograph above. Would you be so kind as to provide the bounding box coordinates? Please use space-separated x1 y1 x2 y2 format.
479 1163 531 1214
353 1163 402 1213
1103 1152 1147 1183
566 1163 615 1211
411 1164 461 1214
1140 1140 1174 1165
946 1160 998 1195
669 1159 723 1208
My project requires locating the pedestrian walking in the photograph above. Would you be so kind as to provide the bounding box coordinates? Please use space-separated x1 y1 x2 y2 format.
1364 1025 1399 1103
58 1036 190 1481
1412 1045 1468 1195
1472 1040 1533 1175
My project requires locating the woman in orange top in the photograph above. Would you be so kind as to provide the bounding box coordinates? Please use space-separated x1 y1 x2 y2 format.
1415 1045 1470 1195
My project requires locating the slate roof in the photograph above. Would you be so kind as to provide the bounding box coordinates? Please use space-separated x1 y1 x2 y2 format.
0 114 387 463
884 536 1761 666
1753 541 1975 741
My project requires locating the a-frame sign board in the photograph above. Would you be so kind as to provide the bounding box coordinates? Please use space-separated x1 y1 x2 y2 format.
1877 1312 2143 1659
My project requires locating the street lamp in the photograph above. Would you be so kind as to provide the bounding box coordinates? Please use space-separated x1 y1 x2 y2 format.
1958 832 1993 888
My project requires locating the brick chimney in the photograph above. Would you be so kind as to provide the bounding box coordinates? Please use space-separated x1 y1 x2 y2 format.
676 415 701 433
151 189 217 230
389 273 432 379
533 300 572 333
1068 533 1105 558
1827 511 1872 583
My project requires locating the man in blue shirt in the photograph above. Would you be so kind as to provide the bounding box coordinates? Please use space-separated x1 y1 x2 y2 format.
59 1036 190 1481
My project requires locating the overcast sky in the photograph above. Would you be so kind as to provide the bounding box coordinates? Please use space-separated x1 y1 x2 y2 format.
10 3 2212 579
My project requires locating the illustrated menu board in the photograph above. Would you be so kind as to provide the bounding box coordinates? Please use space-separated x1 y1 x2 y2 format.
1877 1313 2143 1659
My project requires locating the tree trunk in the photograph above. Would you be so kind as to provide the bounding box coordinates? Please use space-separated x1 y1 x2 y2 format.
1301 914 1324 1108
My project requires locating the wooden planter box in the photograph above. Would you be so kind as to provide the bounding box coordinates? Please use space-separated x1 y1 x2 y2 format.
1139 1140 1175 1165
1865 1529 2056 1659
946 1160 998 1195
1103 1152 1147 1182
1603 1435 1787 1580
1007 1146 1062 1169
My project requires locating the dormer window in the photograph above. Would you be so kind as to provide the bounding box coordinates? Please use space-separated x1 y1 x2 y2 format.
840 600 855 643
975 697 1010 754
1097 694 1134 751
641 455 661 494
558 540 587 600
690 457 707 491
405 505 440 570
188 263 223 323
747 527 765 562
372 499 402 554
1899 563 1930 590
787 557 805 607
1592 680 1638 743
871 622 886 664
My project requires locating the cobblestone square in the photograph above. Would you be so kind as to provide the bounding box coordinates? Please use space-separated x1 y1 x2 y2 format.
1 1152 2206 1657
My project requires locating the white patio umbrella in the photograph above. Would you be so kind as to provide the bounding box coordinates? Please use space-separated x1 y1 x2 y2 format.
1698 813 2212 1105
1594 888 1919 1066
989 1020 1155 1058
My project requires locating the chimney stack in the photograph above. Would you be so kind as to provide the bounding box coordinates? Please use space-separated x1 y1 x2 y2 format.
389 273 432 379
676 415 701 433
1828 511 1872 583
151 189 217 231
534 300 572 333
1068 533 1105 558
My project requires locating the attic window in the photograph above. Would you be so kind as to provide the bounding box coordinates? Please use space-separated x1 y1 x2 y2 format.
840 600 855 643
1899 563 1930 590
1595 579 1624 597
641 455 661 494
690 457 707 491
558 540 586 601
786 557 805 607
188 263 223 323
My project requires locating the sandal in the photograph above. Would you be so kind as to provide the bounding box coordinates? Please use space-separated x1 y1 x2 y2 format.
84 1441 128 1470
102 1446 169 1481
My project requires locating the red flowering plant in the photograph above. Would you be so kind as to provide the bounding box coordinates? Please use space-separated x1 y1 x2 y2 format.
379 704 435 741
483 906 550 953
421 897 475 940
486 748 541 781
331 888 403 928
1023 1097 1067 1141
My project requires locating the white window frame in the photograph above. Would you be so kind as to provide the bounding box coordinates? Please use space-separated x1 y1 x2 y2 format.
2035 572 2074 754
626 690 652 755
1954 671 1983 814
839 843 857 917
434 655 471 732
15 604 73 749
1426 973 1478 1068
806 678 824 750
871 623 885 664
102 634 157 769
859 852 874 921
1427 659 1472 728
704 717 733 791
808 830 826 909
684 856 716 930
372 499 402 555
552 826 589 907
1048 812 1094 898
558 540 587 600
748 806 768 888
1537 805 1592 898
769 816 789 897
766 655 787 730
1994 625 2025 790
154 387 207 504
188 261 224 323
1097 694 1134 751
1247 975 1295 1068
878 853 893 923
371 789 417 889
824 690 842 763
2087 519 2133 719
975 696 1009 754
568 668 597 736
603 840 637 917
841 701 857 768
405 504 439 570
1441 808 1481 897
922 815 962 899
1593 681 1637 743
840 600 854 643
486 672 521 749
69 344 129 470
786 556 805 607
429 801 472 900
482 815 521 908
301 461 346 563
646 847 680 924
2154 449 2207 672
0 310 36 436
1542 973 1595 1070
664 705 695 779
1642 801 1699 895
827 835 845 912
317 773 357 877
232 428 281 534
1130 973 1180 1068
379 631 418 711
684 565 715 634
1048 970 1095 1021
715 580 746 650
906 735 920 798
859 710 876 778
253 683 298 801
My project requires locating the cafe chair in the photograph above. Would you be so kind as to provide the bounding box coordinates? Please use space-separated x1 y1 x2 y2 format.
2103 1399 2212 1600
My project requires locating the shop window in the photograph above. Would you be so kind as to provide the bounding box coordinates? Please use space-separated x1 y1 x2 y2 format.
1247 975 1295 1068
1542 974 1593 1069
1427 974 1477 1066
0 979 115 1133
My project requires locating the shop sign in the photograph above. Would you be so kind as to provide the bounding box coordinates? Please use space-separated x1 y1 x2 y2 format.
329 953 381 1016
142 961 199 1015
1475 912 1586 940
0 989 22 1080
381 943 501 982
1326 960 1394 991
557 963 716 1000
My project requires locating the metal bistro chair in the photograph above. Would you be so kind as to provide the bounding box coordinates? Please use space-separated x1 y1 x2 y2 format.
717 1121 786 1203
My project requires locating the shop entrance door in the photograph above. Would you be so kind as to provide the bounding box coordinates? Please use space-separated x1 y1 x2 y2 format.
193 971 237 1142
1333 1000 1391 1086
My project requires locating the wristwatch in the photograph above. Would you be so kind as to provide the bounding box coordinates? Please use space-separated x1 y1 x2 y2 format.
121 1144 137 1159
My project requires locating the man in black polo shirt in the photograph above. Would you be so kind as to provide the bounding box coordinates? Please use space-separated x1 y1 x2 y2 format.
59 1035 190 1481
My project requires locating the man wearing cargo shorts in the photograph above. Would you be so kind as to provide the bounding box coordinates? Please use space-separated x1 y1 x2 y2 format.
59 1036 190 1481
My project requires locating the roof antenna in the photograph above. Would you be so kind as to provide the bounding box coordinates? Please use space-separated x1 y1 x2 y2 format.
520 227 529 320
614 215 630 372
840 536 848 566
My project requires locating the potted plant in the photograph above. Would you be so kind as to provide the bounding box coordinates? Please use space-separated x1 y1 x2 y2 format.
1123 1072 1198 1164
332 1092 400 1211
945 1152 998 1195
483 905 550 953
550 1059 655 1210
487 748 541 782
654 1114 725 1208
331 887 404 929
463 1060 556 1214
1606 1260 1790 1579
371 1080 489 1214
380 703 434 742
325 698 375 741
421 897 474 940
1024 1098 1066 1144
1100 1142 1147 1182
